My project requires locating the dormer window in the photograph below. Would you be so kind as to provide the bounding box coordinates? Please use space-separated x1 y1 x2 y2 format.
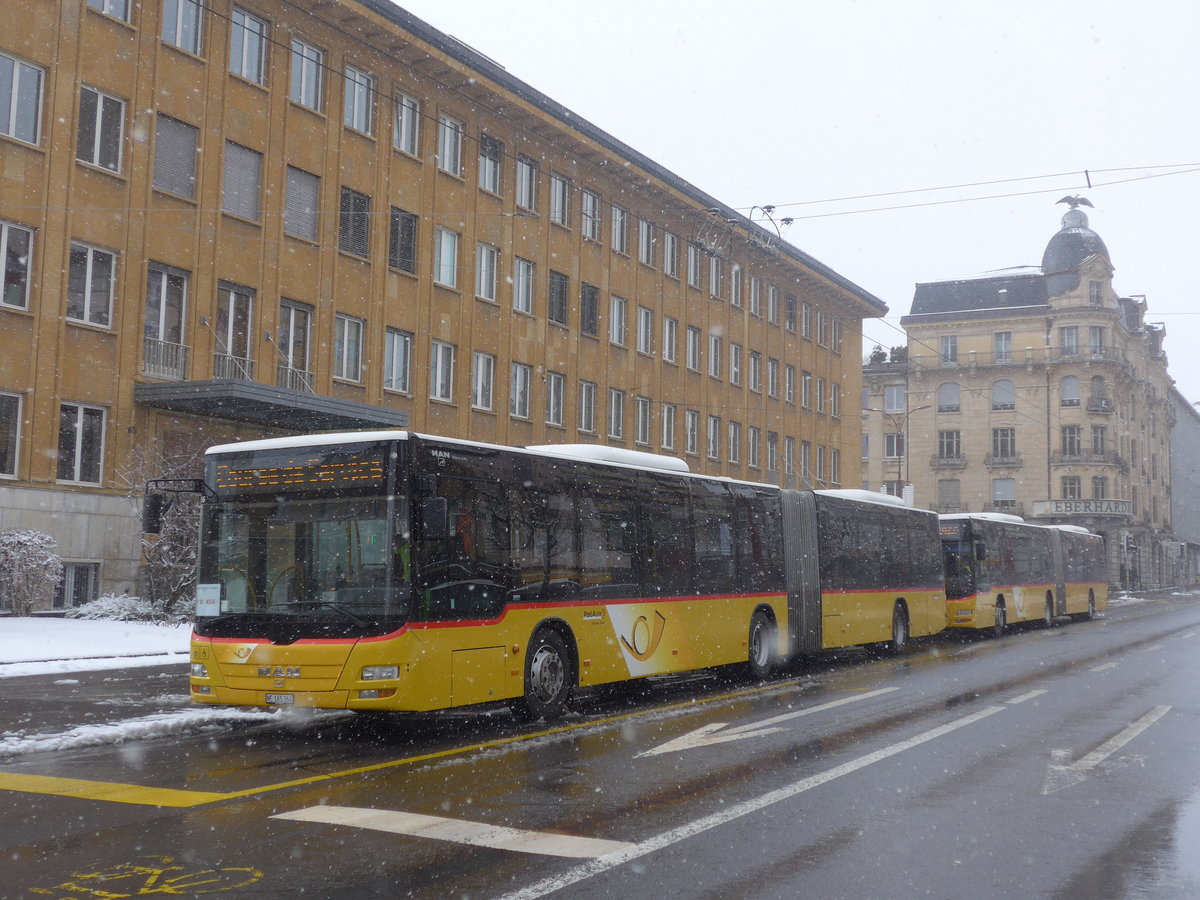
1089 281 1104 306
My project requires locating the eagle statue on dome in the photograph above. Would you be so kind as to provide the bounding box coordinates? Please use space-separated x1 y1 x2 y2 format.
1056 195 1094 209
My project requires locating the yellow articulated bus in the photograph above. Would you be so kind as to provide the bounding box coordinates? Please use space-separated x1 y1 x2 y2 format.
185 432 944 721
940 513 1108 636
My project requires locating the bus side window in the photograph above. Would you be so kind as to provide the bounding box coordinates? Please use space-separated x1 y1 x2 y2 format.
638 473 692 597
691 480 736 595
416 476 512 619
575 464 638 599
508 472 579 602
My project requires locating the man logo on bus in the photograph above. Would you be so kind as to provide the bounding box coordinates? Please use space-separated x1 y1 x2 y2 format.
258 666 301 678
620 611 667 661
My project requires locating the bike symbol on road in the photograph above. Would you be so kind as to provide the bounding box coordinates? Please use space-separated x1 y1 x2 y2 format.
29 855 263 897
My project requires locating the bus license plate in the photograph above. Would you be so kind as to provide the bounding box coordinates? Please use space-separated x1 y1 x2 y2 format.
266 693 294 705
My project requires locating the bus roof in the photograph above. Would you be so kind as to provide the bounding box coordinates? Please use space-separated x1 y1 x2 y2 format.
1050 524 1095 535
940 512 1027 525
526 444 690 473
816 489 918 510
205 431 690 476
205 430 410 456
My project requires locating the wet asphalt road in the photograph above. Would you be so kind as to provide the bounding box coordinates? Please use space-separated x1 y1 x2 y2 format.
2 593 1200 899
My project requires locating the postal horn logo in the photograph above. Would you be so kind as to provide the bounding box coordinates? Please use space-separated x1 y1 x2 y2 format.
620 611 667 661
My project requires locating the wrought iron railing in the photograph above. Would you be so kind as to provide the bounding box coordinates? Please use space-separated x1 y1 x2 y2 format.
142 338 189 380
277 365 315 393
214 353 254 380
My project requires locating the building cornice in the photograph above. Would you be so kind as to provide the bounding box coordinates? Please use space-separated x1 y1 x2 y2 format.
343 0 887 315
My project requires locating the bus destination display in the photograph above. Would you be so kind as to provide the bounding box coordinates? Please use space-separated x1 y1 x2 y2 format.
214 451 386 493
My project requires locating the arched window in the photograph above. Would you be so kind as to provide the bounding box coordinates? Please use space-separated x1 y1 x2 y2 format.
1060 376 1080 407
1090 375 1107 399
991 380 1015 411
937 382 960 412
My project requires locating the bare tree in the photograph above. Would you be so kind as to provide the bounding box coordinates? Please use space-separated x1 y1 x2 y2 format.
0 530 64 616
114 435 207 621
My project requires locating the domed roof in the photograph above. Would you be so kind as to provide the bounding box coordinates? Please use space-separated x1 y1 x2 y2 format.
1041 207 1110 273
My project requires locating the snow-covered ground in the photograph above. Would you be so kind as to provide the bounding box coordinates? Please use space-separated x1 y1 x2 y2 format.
0 617 330 758
0 617 191 678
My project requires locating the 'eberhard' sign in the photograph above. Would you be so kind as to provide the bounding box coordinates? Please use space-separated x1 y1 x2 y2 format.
1032 499 1132 518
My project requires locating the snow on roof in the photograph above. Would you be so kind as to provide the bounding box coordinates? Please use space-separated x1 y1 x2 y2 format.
940 512 1027 525
206 430 409 455
918 266 1043 284
817 489 918 509
527 444 690 473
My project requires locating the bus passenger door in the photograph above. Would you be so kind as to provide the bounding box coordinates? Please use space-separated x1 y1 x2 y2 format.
1049 528 1067 616
782 490 821 654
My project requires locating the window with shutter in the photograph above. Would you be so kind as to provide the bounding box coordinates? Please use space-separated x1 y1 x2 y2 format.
222 141 262 220
153 115 198 198
284 166 319 241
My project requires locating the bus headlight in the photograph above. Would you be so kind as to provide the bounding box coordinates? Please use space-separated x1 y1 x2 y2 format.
191 663 209 678
362 665 399 681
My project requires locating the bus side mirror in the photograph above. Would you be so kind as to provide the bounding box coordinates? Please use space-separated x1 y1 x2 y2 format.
974 540 987 560
420 498 449 540
142 493 167 534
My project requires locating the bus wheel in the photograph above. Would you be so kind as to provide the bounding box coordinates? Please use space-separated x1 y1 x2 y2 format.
747 610 776 680
888 603 909 654
512 629 573 723
992 602 1007 639
1043 598 1054 628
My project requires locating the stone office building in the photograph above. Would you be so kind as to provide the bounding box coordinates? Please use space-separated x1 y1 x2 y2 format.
1 0 885 608
864 201 1177 587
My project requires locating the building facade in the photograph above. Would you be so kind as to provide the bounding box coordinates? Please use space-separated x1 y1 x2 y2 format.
1168 386 1200 583
0 0 885 608
864 202 1176 588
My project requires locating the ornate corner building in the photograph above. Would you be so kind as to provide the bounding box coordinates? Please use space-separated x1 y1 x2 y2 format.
864 202 1183 588
0 0 885 609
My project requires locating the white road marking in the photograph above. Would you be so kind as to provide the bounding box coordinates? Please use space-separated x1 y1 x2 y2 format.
1142 643 1165 652
1182 632 1197 639
1041 705 1172 795
638 687 899 756
1006 690 1047 704
271 806 635 859
1090 662 1118 672
499 704 1008 899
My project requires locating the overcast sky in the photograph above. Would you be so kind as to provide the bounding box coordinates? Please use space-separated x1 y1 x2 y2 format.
396 0 1200 399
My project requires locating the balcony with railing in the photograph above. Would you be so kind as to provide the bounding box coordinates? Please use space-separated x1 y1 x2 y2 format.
930 454 968 469
1086 396 1114 414
1050 450 1128 472
984 453 1023 468
277 365 315 393
910 345 1129 373
985 501 1025 516
213 353 255 380
142 338 189 380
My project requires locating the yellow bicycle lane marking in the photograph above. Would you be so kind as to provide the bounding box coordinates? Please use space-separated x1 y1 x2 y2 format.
0 677 826 808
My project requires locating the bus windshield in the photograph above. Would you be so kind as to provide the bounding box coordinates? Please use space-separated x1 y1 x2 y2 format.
202 493 410 624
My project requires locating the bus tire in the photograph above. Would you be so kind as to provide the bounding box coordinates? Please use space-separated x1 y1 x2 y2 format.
992 601 1007 638
512 629 573 723
888 603 910 654
747 609 776 680
1043 597 1054 628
